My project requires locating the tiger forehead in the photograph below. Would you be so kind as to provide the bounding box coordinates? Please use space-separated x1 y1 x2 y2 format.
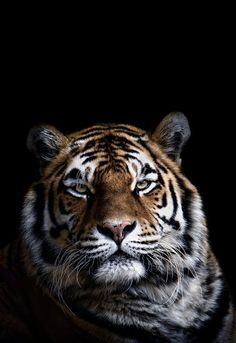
68 123 146 141
65 131 158 184
71 134 145 153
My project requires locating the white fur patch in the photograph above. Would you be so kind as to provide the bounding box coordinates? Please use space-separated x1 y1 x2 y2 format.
94 258 145 285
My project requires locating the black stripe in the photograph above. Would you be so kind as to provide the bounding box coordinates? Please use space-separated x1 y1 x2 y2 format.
169 174 195 254
64 168 81 180
121 148 139 154
169 180 178 217
124 153 140 161
175 175 194 230
157 170 165 186
85 134 143 151
97 159 126 169
32 183 46 239
80 140 100 153
76 125 108 135
182 233 193 255
157 193 167 208
82 155 97 165
107 135 143 149
156 161 168 174
131 240 159 245
48 183 58 226
112 125 142 134
157 213 180 231
113 127 143 135
80 151 98 158
71 147 81 157
57 178 65 194
141 163 157 176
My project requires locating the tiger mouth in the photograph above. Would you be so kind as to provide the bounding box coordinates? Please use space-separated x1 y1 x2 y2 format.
88 248 146 286
107 250 132 262
86 250 136 278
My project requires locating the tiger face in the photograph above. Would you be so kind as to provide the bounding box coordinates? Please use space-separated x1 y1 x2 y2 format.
23 112 201 293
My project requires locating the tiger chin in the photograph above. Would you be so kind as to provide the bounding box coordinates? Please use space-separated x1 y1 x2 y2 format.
0 112 235 342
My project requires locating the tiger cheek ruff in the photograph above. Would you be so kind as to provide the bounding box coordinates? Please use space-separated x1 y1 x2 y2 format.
0 112 235 342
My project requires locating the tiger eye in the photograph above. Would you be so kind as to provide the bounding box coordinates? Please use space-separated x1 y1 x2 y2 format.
75 183 88 194
136 180 151 190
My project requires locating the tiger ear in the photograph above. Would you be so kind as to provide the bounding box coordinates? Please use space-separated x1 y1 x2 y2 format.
151 112 191 164
27 125 68 164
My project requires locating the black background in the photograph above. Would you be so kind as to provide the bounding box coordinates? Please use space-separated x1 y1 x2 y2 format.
1 102 235 298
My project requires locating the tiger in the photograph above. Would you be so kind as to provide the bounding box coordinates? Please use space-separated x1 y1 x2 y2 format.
0 112 235 342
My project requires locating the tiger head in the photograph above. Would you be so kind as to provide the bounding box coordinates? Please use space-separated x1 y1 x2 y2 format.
22 112 205 296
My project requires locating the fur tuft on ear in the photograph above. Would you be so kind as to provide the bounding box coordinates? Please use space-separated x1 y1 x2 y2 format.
152 112 191 163
27 125 68 163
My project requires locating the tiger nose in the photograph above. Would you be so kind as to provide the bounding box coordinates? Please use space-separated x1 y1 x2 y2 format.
97 221 136 242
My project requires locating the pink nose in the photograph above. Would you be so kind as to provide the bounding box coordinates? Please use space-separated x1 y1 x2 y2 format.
97 221 136 242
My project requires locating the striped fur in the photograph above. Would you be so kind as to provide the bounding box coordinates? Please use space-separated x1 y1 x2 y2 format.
1 113 235 342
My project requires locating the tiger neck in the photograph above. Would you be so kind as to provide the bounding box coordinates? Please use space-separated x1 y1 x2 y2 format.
53 250 221 330
15 236 232 342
